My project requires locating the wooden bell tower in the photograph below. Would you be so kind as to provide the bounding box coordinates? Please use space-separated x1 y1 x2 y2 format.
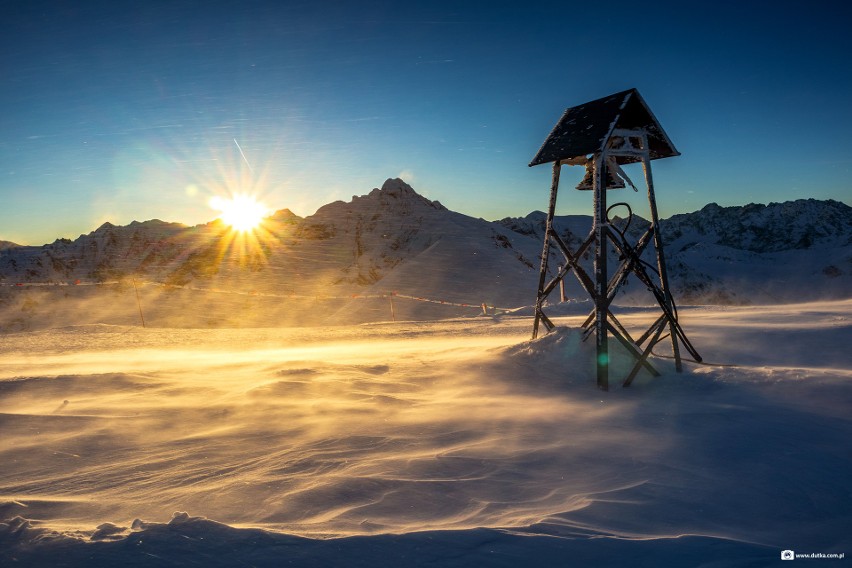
529 88 701 390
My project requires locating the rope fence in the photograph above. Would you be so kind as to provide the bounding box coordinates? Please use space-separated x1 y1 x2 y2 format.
1 279 518 317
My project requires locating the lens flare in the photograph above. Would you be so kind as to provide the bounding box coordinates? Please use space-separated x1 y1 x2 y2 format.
209 194 269 232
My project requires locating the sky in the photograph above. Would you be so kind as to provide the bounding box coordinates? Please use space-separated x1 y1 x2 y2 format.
1 0 851 245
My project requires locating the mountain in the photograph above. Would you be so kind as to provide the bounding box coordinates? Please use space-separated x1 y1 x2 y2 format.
280 178 540 323
657 199 852 303
0 179 540 329
496 199 852 304
497 198 852 253
663 199 852 252
0 179 850 330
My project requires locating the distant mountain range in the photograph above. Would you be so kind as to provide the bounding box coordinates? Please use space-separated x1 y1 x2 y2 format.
498 197 851 304
0 179 849 329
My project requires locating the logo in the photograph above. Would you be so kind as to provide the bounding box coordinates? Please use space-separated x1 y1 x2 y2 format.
781 550 795 560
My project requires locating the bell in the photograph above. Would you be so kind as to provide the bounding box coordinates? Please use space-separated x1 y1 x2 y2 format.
575 159 625 191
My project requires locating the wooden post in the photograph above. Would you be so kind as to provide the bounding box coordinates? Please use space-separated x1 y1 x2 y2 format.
593 153 609 391
641 148 682 372
132 278 146 328
558 265 566 302
389 294 396 322
533 161 561 339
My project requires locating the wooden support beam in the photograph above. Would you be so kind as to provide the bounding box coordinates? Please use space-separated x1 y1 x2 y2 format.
636 313 668 347
606 321 660 378
623 316 668 387
533 161 561 339
548 231 596 299
641 147 682 372
605 226 654 300
593 153 609 391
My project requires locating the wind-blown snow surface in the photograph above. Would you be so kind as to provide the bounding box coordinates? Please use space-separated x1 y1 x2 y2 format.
1 301 850 566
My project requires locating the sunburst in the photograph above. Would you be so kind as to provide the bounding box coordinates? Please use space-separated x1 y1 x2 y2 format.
209 194 270 232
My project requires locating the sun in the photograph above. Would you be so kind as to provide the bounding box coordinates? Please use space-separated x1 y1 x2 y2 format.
209 194 270 232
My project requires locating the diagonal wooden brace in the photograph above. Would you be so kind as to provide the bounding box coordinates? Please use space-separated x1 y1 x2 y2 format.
623 316 668 387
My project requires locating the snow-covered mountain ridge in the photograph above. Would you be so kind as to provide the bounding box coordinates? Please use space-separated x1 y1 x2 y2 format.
662 199 852 253
496 198 852 304
496 198 852 253
0 179 849 329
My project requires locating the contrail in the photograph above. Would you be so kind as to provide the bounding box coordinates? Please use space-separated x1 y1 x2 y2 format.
233 138 254 174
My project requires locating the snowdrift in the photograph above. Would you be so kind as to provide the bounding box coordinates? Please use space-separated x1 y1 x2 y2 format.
1 301 850 566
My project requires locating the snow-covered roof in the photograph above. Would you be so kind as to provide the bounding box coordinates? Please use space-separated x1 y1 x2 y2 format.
529 88 679 167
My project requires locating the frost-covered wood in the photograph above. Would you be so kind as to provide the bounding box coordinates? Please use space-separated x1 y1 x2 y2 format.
529 89 699 388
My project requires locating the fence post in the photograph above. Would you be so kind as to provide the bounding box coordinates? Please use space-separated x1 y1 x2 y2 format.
132 278 146 328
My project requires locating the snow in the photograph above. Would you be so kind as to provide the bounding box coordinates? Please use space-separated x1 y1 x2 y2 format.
3 183 849 332
0 180 850 564
1 300 850 566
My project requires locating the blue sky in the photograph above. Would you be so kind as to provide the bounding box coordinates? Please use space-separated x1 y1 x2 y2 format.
1 0 851 245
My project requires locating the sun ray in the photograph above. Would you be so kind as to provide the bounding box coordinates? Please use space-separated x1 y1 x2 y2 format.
209 194 270 233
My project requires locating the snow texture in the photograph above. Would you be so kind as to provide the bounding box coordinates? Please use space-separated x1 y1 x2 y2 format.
1 300 851 566
0 179 850 566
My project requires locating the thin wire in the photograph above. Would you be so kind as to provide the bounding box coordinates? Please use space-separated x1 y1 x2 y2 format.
605 202 702 362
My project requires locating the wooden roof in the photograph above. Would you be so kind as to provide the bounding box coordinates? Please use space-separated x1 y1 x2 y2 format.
529 88 679 167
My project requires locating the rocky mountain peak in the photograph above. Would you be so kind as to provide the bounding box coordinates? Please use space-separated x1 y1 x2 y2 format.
379 177 415 195
269 208 301 222
368 178 447 211
311 179 446 222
